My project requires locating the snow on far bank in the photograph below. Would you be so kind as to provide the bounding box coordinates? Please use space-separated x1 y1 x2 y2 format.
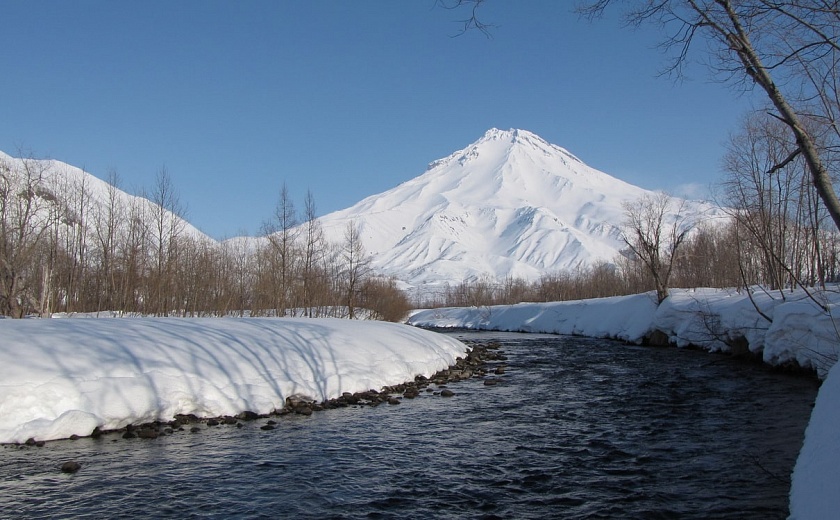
0 317 467 444
409 287 840 378
408 292 659 343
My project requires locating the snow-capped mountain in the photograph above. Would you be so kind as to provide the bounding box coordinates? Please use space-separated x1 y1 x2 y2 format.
318 128 720 290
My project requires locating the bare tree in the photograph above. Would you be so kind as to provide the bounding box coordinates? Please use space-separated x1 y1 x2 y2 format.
341 220 371 319
436 0 497 35
116 194 149 313
262 182 299 316
219 235 255 317
148 167 186 315
672 221 743 289
360 276 413 322
92 169 125 313
622 192 692 303
0 154 57 317
58 170 93 312
721 110 838 305
301 190 326 317
723 112 798 290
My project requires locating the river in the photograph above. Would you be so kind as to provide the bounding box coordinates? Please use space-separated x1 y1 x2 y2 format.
0 332 818 519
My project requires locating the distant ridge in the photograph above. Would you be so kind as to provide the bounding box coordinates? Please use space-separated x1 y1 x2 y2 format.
0 150 210 241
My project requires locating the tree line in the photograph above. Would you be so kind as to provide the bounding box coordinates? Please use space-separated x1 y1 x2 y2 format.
0 157 410 320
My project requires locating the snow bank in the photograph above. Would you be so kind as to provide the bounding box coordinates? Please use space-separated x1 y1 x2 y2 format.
652 288 781 351
410 287 839 377
789 359 840 519
0 317 467 444
653 289 839 377
764 299 840 374
407 293 659 343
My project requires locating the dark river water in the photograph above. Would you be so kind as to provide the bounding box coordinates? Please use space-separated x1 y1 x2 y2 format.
1 332 819 519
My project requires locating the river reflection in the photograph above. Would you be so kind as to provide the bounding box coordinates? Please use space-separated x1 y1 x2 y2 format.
1 332 818 519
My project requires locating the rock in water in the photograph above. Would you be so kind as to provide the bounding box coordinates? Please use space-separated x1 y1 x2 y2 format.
237 411 260 421
137 429 159 439
60 461 81 473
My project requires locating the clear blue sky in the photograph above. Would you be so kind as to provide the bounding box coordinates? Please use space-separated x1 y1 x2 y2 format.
1 1 757 239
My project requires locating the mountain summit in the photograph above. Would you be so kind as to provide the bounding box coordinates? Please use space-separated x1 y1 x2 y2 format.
319 128 715 290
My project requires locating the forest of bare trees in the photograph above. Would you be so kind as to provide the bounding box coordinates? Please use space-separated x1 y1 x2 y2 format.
0 156 410 320
436 210 837 309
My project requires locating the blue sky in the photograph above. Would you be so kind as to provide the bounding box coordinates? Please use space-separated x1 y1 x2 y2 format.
1 1 757 239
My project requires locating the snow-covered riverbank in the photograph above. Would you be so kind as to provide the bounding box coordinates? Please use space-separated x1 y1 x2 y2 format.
409 287 839 377
0 317 466 444
408 287 840 519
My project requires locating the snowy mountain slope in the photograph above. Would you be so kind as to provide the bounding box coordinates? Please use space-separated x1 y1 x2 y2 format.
0 150 210 241
317 128 721 289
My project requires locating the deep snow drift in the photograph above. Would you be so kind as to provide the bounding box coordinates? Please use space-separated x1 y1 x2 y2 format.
408 288 840 519
0 317 467 444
